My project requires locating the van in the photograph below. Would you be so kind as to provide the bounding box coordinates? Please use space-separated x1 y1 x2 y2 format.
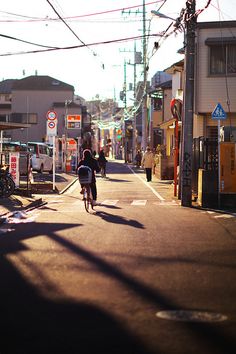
28 142 53 173
1 142 31 175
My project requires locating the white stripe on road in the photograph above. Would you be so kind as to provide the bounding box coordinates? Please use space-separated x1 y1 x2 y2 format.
214 214 234 219
100 200 119 206
131 200 147 206
127 165 165 201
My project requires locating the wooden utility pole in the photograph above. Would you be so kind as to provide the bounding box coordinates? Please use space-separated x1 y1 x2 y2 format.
181 0 196 207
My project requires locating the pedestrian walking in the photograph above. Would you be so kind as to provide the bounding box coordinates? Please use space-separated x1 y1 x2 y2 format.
141 147 154 182
98 149 107 178
135 150 142 167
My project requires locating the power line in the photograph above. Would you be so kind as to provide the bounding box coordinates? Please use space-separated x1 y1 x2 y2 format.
0 1 163 23
0 33 163 57
46 0 104 68
46 0 87 47
0 33 60 49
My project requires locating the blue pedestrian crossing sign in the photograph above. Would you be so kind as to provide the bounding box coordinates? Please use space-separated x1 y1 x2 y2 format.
212 103 227 120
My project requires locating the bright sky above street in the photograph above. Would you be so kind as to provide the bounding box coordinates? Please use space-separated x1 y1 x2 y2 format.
0 0 235 102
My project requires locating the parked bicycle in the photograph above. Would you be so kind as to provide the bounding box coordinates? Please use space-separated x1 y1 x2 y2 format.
77 165 94 212
0 165 15 198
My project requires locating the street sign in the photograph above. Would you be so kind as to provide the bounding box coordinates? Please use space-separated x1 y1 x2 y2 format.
212 103 227 120
47 119 57 136
48 121 56 129
66 115 81 129
47 110 57 120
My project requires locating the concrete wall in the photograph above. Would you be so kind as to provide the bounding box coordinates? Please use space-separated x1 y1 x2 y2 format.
10 89 74 143
195 26 236 114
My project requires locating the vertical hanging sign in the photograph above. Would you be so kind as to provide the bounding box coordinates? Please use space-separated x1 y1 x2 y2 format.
9 152 20 188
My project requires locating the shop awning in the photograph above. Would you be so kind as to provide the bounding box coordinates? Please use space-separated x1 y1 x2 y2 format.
160 118 176 129
0 122 31 130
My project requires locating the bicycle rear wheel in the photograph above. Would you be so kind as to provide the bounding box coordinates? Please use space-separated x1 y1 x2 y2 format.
83 187 92 212
0 175 15 197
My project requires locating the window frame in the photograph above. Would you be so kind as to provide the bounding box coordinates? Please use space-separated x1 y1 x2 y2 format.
206 37 236 77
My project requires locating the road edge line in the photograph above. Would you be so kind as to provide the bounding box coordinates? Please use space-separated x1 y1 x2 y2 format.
127 165 165 201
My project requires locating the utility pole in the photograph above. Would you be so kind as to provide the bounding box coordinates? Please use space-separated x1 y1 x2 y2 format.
181 0 196 207
121 1 148 151
141 0 148 150
132 41 137 162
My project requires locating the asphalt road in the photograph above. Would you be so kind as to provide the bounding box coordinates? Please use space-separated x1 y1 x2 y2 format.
0 161 236 354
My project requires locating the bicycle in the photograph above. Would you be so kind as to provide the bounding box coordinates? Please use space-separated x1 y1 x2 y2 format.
78 165 94 213
0 166 15 198
81 183 94 212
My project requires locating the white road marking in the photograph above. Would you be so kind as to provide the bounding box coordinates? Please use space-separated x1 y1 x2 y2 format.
127 165 165 201
100 200 119 205
214 214 234 219
155 200 179 206
131 200 147 205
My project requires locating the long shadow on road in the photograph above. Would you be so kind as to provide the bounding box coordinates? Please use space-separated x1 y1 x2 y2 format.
0 220 235 354
0 221 152 354
95 210 145 228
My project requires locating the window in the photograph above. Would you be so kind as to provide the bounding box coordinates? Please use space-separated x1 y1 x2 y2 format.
208 41 236 75
150 91 163 111
10 113 38 124
0 115 7 122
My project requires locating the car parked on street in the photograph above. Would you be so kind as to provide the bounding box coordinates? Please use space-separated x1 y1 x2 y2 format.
1 142 31 175
28 142 53 173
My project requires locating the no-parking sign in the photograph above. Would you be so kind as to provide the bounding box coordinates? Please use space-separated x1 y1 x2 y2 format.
46 110 57 136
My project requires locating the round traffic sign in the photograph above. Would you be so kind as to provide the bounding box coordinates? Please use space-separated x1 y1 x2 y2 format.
48 121 56 129
47 110 57 120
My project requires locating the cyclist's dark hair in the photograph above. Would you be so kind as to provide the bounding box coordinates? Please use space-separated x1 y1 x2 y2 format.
83 149 92 160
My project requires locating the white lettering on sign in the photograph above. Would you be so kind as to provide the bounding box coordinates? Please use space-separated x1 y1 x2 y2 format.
9 152 20 187
66 115 81 129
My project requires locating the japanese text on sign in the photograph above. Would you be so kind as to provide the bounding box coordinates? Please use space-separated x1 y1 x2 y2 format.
9 152 20 187
66 115 81 129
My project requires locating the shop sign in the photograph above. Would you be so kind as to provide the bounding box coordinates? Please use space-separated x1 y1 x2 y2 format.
9 152 20 187
66 115 81 129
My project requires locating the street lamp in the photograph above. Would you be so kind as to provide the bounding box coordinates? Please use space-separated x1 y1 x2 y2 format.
151 10 176 21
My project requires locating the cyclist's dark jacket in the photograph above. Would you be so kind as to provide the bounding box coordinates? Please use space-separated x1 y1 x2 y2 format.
78 156 100 184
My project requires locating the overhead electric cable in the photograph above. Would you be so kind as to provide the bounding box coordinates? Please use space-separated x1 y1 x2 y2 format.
46 0 104 68
46 0 87 47
0 33 60 49
0 1 163 23
0 33 162 56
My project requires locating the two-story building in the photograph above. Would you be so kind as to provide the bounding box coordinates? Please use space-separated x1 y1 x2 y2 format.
150 20 236 206
0 75 92 170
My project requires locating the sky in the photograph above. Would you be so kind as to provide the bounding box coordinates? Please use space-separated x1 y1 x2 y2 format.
0 0 236 103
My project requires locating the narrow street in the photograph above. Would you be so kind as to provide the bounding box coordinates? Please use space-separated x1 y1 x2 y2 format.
0 161 236 354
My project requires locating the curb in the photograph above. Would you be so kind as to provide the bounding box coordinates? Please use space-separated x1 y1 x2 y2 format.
59 177 78 194
0 197 46 219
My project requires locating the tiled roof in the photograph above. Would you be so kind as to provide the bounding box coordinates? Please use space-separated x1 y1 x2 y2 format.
0 79 18 93
12 75 74 91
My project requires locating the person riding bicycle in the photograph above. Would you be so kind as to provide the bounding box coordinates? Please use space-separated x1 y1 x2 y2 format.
97 149 107 178
78 149 100 205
